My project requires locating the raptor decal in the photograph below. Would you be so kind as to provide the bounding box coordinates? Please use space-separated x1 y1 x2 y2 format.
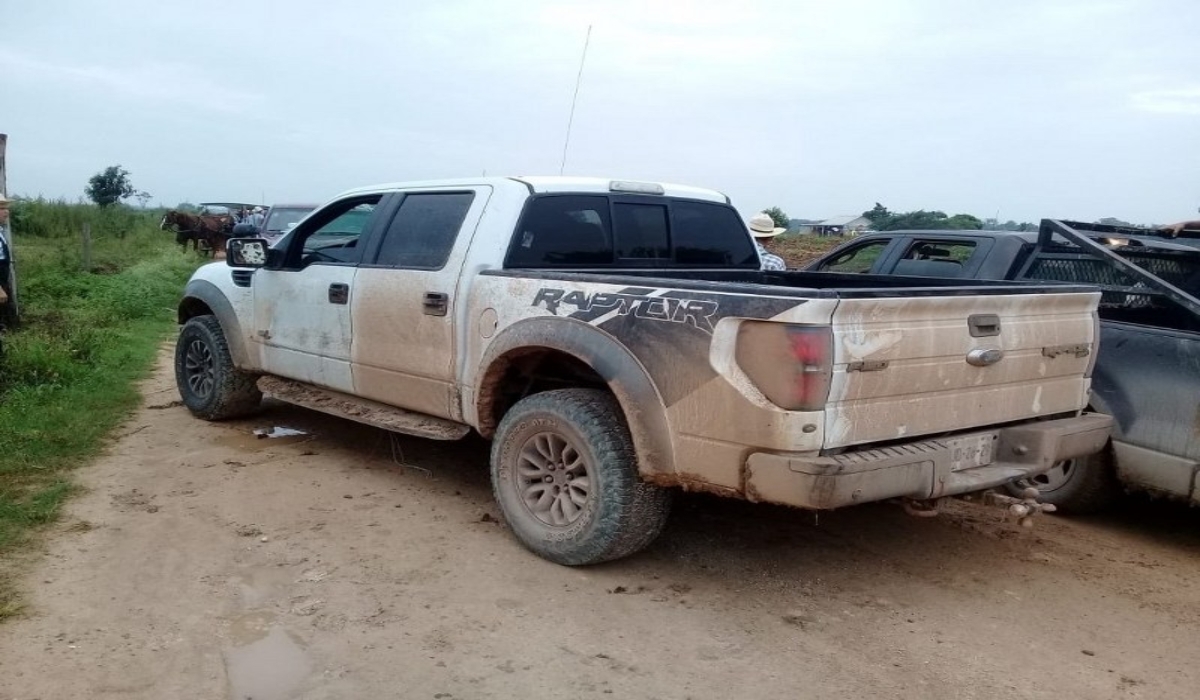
532 287 720 333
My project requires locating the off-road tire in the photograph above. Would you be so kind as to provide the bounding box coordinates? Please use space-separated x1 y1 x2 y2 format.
490 388 672 566
1006 446 1120 514
174 315 262 420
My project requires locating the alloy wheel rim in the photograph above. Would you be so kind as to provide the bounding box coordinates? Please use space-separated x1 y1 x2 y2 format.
184 339 215 398
516 432 592 527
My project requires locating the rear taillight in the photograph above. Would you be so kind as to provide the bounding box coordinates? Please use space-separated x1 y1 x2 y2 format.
736 322 833 411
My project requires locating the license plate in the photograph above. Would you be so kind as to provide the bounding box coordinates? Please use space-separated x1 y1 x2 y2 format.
945 433 996 472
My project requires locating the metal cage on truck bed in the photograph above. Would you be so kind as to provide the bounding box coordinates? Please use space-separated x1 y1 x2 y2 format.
1015 219 1200 331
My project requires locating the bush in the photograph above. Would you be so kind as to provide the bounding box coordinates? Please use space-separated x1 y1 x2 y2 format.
0 199 201 604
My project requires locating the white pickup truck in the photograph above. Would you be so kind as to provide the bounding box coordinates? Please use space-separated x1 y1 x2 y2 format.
175 176 1112 565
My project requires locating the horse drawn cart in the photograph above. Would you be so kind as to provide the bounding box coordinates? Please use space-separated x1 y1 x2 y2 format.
160 201 260 257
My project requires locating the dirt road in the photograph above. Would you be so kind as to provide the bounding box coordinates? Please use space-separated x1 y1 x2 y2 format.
2 349 1199 700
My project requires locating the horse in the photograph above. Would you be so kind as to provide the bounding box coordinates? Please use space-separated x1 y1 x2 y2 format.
160 210 234 257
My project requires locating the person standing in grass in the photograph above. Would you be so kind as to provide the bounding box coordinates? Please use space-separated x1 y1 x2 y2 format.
748 212 787 271
0 194 15 320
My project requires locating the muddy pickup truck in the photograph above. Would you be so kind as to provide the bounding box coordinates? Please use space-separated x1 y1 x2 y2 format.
173 177 1111 565
809 220 1200 511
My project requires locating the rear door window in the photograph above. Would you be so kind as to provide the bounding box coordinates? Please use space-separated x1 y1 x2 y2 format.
373 192 475 269
817 239 891 273
507 195 614 267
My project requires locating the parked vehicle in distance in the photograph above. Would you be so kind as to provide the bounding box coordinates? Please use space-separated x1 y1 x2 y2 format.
173 177 1111 564
808 220 1200 511
259 204 317 245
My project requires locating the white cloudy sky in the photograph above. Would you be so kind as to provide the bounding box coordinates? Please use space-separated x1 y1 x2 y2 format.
2 0 1198 223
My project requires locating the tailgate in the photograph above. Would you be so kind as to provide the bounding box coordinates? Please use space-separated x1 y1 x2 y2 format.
824 291 1099 449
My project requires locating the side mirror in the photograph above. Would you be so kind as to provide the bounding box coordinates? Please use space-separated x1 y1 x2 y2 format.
227 238 270 268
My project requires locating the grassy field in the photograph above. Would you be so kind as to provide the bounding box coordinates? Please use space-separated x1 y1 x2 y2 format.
0 200 200 617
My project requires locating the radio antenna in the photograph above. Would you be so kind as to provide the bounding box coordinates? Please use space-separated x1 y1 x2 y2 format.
559 25 592 175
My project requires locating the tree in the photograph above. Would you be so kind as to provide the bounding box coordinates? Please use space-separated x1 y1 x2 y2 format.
867 208 987 231
944 214 983 230
762 207 790 230
85 165 148 208
863 202 891 225
985 219 1037 231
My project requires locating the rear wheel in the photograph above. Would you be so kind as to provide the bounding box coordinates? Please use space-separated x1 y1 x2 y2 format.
1006 447 1119 514
490 389 672 565
174 315 262 420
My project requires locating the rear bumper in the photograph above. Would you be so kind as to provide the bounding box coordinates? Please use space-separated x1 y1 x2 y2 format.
744 413 1114 509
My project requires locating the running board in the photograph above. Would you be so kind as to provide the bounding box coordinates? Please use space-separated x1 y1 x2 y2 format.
256 376 471 441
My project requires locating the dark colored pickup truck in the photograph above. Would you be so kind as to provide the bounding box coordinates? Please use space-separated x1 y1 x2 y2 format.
809 220 1200 511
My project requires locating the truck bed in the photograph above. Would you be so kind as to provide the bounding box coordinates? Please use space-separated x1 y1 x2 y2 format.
492 268 1095 298
482 267 1100 451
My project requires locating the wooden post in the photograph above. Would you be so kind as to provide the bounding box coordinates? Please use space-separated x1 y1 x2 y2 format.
82 223 92 271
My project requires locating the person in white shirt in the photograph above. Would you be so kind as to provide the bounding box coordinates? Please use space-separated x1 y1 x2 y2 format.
249 207 266 229
747 212 787 271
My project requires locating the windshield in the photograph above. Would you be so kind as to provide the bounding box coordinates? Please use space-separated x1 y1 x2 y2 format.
265 207 314 233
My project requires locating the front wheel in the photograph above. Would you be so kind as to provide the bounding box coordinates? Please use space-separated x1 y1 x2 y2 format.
1006 447 1119 514
490 388 672 565
174 315 262 420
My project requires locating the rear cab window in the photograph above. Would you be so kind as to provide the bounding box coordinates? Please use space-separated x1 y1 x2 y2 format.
506 195 757 269
891 239 978 278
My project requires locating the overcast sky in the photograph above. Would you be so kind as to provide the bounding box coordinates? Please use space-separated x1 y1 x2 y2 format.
2 0 1198 224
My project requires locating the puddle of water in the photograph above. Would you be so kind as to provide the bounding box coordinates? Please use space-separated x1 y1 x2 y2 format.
224 626 312 700
235 568 295 608
215 427 313 452
254 426 309 439
228 611 276 646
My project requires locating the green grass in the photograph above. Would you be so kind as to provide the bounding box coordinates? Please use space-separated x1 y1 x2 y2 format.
0 199 201 618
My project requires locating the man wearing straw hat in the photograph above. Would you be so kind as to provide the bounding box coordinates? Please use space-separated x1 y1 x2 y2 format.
747 212 787 271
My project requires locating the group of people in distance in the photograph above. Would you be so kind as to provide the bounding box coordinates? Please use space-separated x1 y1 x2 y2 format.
235 206 265 229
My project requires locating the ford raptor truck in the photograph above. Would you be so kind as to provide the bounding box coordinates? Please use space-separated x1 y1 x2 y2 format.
173 176 1112 565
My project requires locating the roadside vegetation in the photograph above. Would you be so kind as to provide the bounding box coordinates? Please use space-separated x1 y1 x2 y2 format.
0 199 199 617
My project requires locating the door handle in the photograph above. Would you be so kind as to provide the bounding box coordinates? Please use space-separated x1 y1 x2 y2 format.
423 292 449 317
328 283 349 305
968 313 1000 337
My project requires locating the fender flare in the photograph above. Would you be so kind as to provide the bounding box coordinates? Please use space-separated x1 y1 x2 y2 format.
178 279 251 368
474 317 676 478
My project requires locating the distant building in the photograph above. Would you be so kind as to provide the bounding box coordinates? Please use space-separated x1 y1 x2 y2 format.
800 215 873 236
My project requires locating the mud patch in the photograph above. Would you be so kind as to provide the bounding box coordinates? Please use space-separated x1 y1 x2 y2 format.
109 489 158 513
